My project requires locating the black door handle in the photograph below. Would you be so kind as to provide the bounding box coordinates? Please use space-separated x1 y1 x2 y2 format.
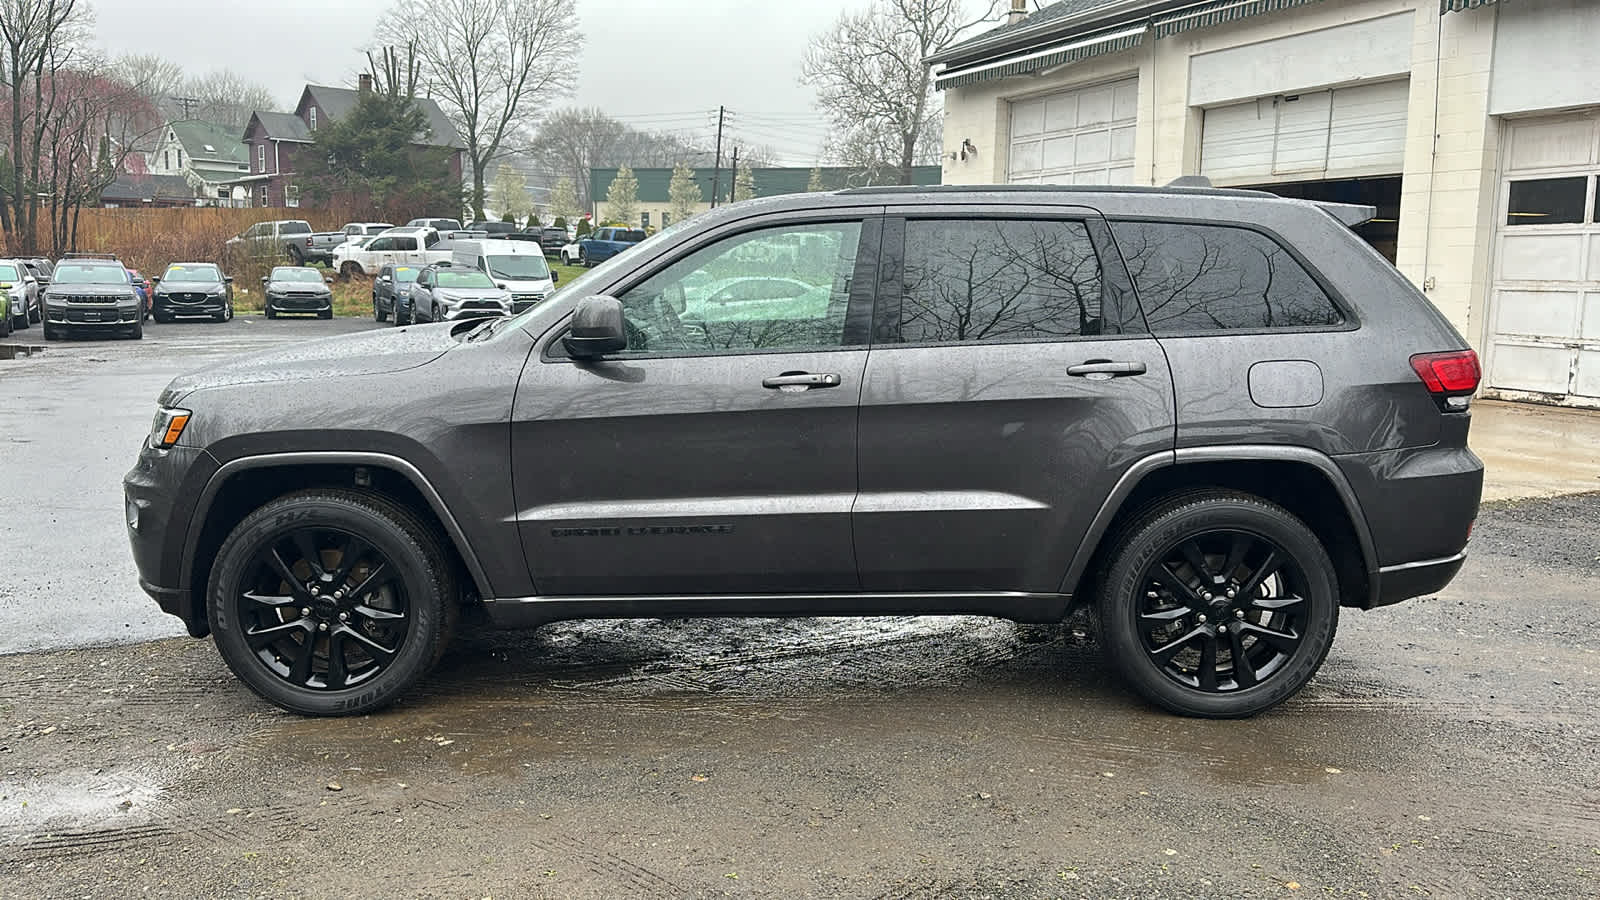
1066 360 1147 379
763 372 842 390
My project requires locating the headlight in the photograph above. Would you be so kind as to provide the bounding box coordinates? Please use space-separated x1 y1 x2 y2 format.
208 289 225 298
148 408 191 449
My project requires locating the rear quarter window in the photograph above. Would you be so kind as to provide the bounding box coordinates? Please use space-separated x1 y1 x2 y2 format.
1111 221 1344 334
280 222 312 235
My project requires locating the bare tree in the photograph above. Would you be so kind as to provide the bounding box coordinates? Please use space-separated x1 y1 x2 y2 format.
113 52 182 114
0 0 83 253
367 42 420 100
801 0 1001 183
178 68 278 129
377 0 581 220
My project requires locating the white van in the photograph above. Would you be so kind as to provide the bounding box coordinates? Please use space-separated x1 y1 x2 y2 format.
450 239 557 313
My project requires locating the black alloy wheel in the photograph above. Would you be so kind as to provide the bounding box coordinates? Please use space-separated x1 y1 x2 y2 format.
1135 529 1309 693
1098 492 1338 718
208 490 455 716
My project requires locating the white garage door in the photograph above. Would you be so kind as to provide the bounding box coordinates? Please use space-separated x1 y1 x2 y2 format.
1008 77 1137 185
1487 114 1600 403
1200 80 1410 182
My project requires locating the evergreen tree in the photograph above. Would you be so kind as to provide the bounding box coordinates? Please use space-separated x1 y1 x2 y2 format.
606 165 640 225
807 167 826 192
733 161 756 203
549 176 582 222
668 161 701 225
297 90 461 217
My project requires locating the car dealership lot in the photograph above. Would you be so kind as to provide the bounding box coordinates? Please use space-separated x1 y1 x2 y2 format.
1 322 1597 897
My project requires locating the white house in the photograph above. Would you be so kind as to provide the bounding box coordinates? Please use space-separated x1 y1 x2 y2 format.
929 0 1600 407
146 119 252 206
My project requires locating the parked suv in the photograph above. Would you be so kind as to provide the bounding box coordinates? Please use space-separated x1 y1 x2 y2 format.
407 262 513 322
124 183 1483 718
43 256 142 339
151 263 233 323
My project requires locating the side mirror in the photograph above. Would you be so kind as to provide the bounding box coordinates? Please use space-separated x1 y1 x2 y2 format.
325 276 335 284
496 282 507 290
563 296 627 358
260 276 269 284
550 271 559 283
224 276 233 283
379 274 391 283
149 276 159 284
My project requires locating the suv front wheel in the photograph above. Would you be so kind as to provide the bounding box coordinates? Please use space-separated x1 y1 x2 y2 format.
207 489 455 716
1097 491 1339 718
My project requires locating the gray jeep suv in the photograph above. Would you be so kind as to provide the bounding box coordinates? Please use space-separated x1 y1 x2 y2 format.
124 184 1483 718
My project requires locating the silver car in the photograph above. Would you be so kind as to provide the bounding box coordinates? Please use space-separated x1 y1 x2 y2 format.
0 258 38 330
407 264 512 322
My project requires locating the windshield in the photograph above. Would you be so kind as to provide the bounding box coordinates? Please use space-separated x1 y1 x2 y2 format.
436 270 495 289
484 255 549 280
0 265 18 281
53 263 128 285
392 266 419 283
271 268 323 283
162 264 222 283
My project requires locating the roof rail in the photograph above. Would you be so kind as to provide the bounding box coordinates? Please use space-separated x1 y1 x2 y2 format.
1166 175 1213 188
63 250 122 261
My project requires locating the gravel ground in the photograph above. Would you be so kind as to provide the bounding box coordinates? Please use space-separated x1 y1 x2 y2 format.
2 494 1598 899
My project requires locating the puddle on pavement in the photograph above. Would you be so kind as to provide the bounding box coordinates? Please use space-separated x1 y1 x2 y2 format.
0 343 44 360
0 769 166 839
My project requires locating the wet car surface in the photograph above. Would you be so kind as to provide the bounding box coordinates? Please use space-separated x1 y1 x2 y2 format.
2 320 1596 896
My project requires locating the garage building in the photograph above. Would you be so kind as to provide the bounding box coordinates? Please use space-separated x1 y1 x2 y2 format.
931 0 1600 407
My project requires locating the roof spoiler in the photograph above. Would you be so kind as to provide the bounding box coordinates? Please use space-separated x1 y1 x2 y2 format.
1312 201 1377 228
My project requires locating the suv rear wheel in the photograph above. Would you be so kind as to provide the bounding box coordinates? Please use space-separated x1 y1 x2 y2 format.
1097 491 1338 718
206 489 455 716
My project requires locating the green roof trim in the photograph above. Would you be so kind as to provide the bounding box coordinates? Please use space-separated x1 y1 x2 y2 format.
589 165 942 206
1440 0 1501 10
1152 0 1330 39
935 25 1144 91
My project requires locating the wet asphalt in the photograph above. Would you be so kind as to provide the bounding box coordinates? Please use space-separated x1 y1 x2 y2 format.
1 323 1598 898
0 315 386 654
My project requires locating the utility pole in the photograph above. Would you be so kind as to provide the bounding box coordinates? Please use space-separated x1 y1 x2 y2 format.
709 105 726 208
728 146 740 203
172 97 200 119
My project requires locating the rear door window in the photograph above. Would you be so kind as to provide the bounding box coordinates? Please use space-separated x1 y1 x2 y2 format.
893 219 1106 344
1111 221 1344 333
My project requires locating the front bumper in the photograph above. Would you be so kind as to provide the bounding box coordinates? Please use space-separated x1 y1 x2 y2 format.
266 292 332 312
45 302 140 326
124 443 216 637
438 302 510 320
154 295 228 317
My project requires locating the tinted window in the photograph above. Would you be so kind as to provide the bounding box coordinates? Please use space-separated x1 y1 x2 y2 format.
1113 222 1343 333
280 222 311 235
1506 177 1587 226
396 237 419 251
898 219 1103 344
616 221 862 355
621 230 646 242
367 238 392 251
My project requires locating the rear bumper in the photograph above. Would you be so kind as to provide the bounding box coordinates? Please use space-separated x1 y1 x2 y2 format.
1369 551 1467 609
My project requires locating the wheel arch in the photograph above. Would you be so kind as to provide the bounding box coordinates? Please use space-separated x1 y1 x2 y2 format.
180 452 495 635
1062 447 1377 610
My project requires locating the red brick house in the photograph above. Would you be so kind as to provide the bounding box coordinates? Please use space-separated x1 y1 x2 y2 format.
235 77 464 208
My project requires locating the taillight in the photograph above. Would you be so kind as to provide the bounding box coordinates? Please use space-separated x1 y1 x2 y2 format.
1410 350 1480 394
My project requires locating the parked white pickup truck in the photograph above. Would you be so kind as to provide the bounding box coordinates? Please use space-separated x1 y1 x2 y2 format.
331 227 448 278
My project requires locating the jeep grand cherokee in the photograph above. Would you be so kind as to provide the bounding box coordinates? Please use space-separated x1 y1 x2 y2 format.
124 183 1483 718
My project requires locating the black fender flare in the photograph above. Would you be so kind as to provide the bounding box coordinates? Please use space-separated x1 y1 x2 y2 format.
180 451 496 601
1058 445 1379 599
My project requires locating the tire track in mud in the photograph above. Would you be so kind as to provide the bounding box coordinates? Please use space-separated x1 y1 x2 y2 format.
527 833 684 896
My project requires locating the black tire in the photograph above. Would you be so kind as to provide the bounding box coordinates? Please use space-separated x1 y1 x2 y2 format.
41 321 58 340
126 317 143 340
28 303 40 324
340 262 361 280
374 298 388 323
318 308 333 320
288 246 304 265
215 301 233 323
264 304 276 320
153 311 172 324
207 489 456 716
1096 491 1339 718
0 308 10 338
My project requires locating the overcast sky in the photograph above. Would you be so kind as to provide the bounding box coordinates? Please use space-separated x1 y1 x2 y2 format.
90 0 880 165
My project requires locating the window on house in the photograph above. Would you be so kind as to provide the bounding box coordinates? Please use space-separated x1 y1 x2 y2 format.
258 145 265 172
897 219 1105 344
163 151 169 169
1505 177 1587 226
641 211 650 228
285 185 301 208
177 150 183 168
309 107 317 130
217 188 228 199
662 212 671 227
1112 221 1344 333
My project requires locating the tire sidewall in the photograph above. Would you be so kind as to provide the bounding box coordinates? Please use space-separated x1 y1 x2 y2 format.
1100 497 1339 718
207 496 446 716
